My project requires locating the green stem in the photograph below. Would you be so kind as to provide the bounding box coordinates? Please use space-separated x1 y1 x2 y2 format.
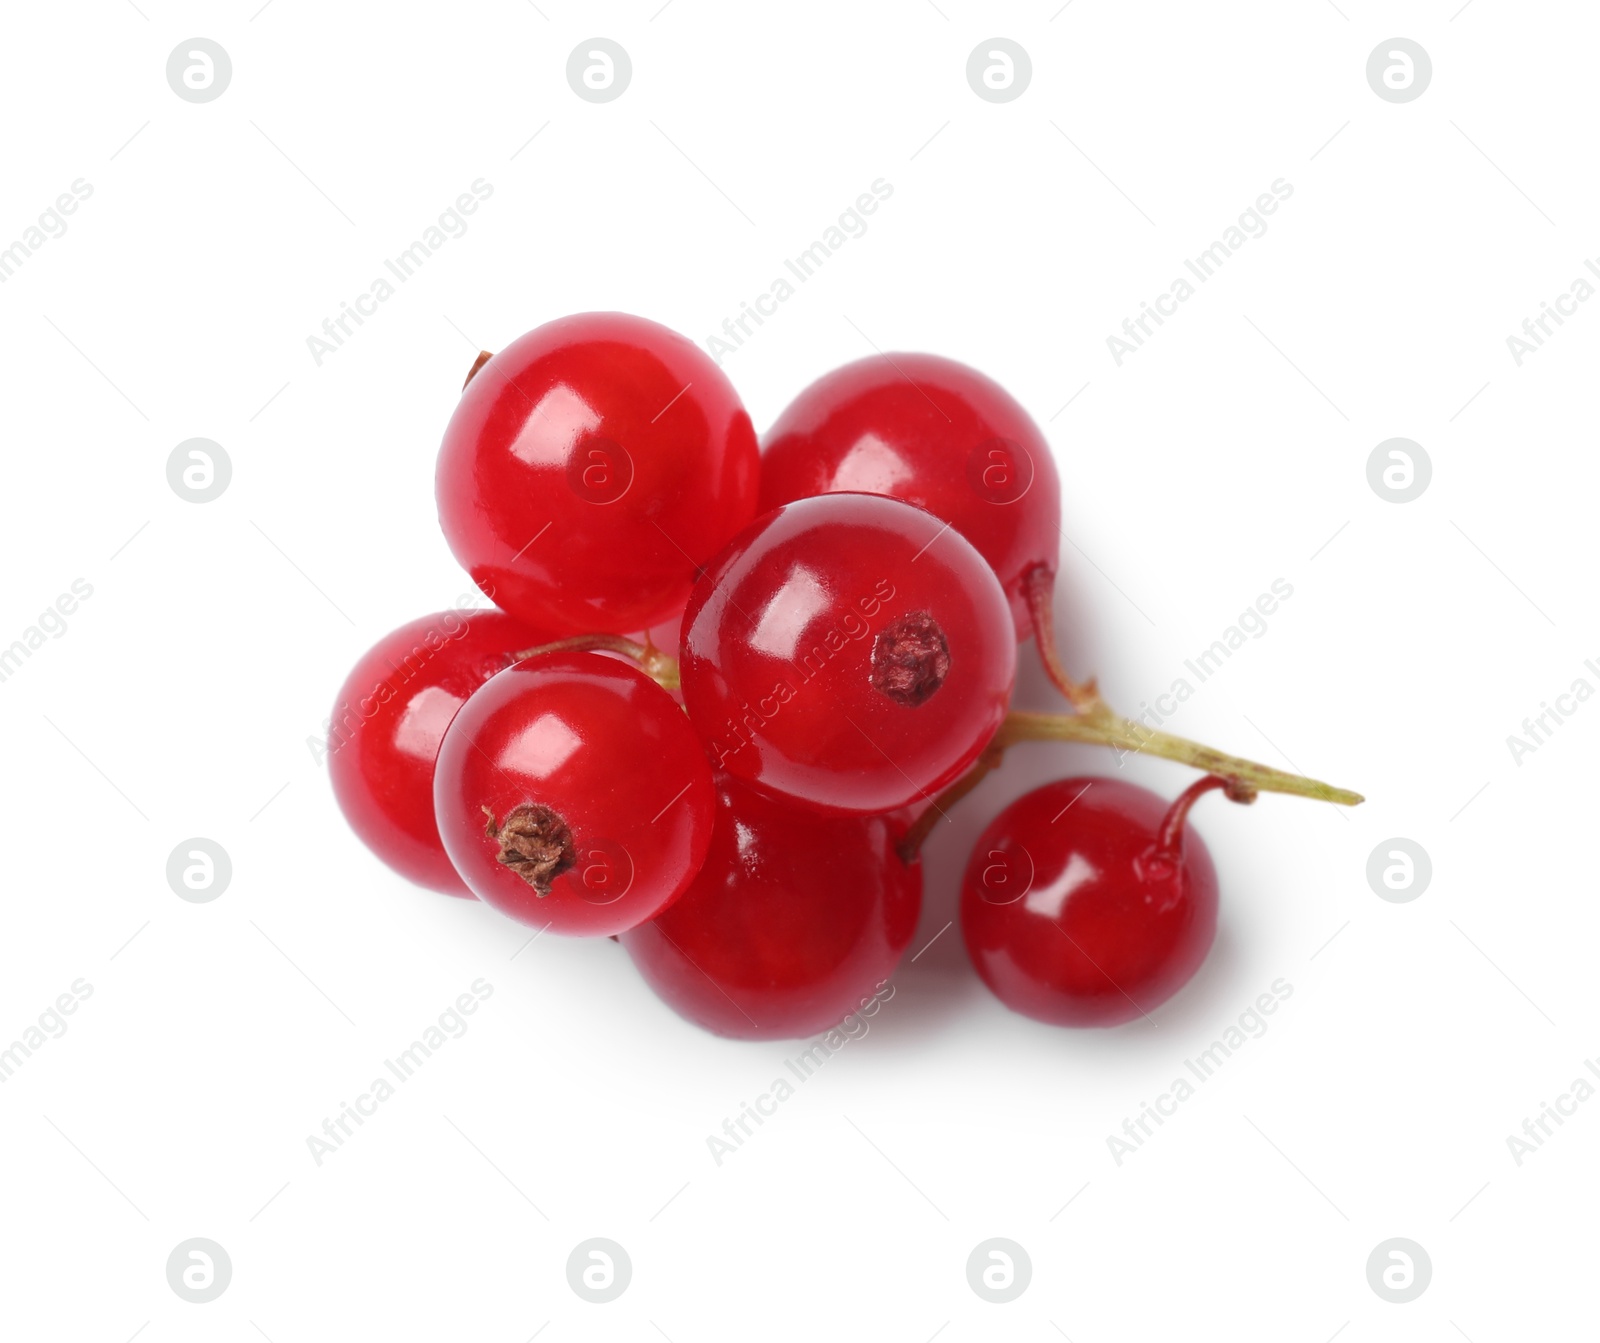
996 707 1362 806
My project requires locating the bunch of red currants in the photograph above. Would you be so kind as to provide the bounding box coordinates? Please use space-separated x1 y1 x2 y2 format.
329 312 1361 1040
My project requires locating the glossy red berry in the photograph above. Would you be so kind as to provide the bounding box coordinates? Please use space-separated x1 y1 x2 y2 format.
327 609 550 896
436 312 759 635
679 492 1016 815
621 776 922 1038
960 776 1229 1027
433 652 715 935
760 353 1061 637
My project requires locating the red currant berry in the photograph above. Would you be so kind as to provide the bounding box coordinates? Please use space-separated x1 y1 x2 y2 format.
760 354 1061 637
620 776 921 1038
679 493 1016 815
328 609 550 896
961 776 1235 1027
433 652 715 935
436 312 759 635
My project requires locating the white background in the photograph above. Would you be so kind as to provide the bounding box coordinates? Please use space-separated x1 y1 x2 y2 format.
1 1 1594 1338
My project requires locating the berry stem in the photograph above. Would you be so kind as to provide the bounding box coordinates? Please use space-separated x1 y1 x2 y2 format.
1022 565 1100 711
1155 774 1256 858
995 708 1361 805
895 744 1005 864
1017 563 1361 806
463 350 493 389
901 719 1354 861
511 633 680 690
